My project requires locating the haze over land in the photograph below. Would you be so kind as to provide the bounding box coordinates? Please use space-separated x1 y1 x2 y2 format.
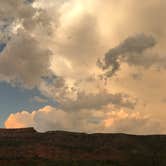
0 0 166 134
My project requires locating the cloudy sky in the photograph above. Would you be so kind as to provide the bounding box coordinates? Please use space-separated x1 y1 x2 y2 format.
0 0 166 134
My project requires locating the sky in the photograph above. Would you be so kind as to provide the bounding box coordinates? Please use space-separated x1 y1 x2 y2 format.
0 0 166 134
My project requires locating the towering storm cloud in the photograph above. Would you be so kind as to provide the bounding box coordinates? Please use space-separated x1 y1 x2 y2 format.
1 0 166 134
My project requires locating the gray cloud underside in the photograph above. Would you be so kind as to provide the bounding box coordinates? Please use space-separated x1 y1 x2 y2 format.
60 92 135 111
99 34 166 77
0 0 54 88
0 31 52 88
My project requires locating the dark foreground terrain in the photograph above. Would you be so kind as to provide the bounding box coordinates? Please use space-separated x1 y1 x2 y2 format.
0 128 165 166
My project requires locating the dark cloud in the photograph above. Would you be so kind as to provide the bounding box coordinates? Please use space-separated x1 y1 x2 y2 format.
0 0 53 41
131 73 142 80
0 0 35 23
98 34 166 77
0 31 52 88
60 92 136 111
0 0 55 88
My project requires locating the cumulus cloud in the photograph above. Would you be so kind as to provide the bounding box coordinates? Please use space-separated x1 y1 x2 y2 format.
5 106 73 132
2 0 166 134
5 105 166 134
0 31 52 88
0 0 55 88
60 92 136 111
103 110 165 134
5 110 34 129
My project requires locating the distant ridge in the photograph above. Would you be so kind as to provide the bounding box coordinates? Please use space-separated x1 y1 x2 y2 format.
0 128 165 165
2 127 164 136
0 127 36 133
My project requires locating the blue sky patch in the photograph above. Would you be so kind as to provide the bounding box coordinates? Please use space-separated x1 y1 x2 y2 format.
0 43 6 52
0 82 57 127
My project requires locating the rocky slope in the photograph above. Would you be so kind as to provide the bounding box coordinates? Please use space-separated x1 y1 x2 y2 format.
0 128 165 165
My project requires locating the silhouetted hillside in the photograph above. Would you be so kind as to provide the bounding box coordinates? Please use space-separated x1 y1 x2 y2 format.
0 128 165 166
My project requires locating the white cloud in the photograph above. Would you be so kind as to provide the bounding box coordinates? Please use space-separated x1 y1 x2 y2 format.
5 105 166 134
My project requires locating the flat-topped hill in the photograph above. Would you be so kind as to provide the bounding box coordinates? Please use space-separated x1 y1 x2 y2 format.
0 128 165 165
0 127 36 133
